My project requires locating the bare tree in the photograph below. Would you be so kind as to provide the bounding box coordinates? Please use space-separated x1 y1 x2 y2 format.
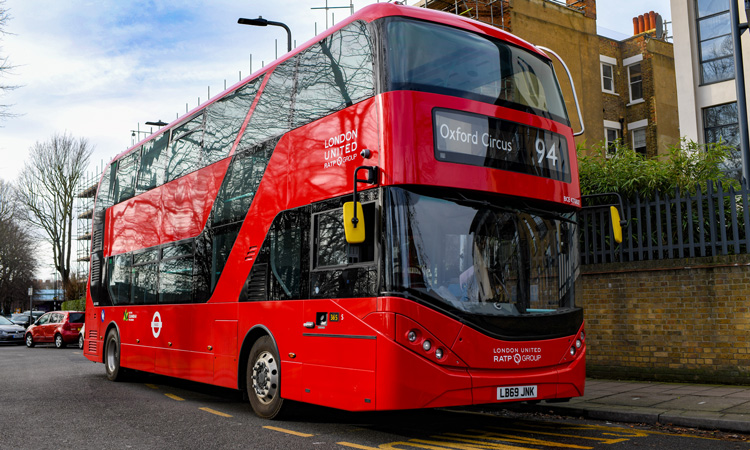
0 179 36 314
16 133 93 301
0 0 18 120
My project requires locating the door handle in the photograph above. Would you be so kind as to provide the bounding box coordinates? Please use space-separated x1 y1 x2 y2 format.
303 322 315 329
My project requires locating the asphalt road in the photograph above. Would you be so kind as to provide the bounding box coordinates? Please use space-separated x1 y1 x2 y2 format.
1 343 748 449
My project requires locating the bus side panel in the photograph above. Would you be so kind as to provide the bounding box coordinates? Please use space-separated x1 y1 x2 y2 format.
106 160 230 256
212 319 238 389
302 365 376 411
284 98 381 210
121 343 155 372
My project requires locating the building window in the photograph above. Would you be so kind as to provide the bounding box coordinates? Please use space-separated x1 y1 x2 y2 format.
628 63 643 102
601 63 615 94
603 120 621 155
632 128 647 155
605 128 620 154
704 102 740 178
696 0 734 84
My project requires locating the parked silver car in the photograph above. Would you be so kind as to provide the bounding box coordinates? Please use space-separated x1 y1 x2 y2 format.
0 315 26 344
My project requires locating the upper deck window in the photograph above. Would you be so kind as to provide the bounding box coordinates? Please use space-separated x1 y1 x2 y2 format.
384 18 569 125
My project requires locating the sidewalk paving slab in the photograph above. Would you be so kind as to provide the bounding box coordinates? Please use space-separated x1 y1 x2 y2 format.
517 379 750 434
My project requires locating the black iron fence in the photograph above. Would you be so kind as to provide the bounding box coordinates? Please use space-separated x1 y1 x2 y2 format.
579 180 750 265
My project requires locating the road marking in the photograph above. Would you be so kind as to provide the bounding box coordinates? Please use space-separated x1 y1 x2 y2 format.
164 393 185 401
199 407 233 418
338 443 378 449
263 426 314 437
146 384 159 390
490 426 628 444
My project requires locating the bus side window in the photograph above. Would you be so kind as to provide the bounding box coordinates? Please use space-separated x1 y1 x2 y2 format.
159 240 195 304
132 249 158 305
293 20 374 129
112 149 140 204
240 206 311 302
107 253 132 305
237 60 295 150
314 203 375 269
166 113 204 183
311 200 377 299
204 77 262 165
136 132 169 193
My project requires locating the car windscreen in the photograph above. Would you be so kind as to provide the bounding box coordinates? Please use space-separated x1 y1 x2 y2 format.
0 316 13 325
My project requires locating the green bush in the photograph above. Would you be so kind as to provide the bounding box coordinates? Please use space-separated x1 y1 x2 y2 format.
578 139 738 200
62 298 85 311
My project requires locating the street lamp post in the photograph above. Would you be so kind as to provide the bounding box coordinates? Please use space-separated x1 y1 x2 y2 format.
238 17 292 52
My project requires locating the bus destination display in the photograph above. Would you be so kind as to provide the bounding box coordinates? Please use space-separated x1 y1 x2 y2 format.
433 109 570 182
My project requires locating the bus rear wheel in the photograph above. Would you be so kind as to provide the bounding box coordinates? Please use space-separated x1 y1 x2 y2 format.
105 329 125 381
247 336 284 419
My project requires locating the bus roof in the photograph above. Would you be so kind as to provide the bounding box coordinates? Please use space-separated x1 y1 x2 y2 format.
111 3 549 164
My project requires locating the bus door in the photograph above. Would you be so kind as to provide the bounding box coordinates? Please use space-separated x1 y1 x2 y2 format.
299 202 379 410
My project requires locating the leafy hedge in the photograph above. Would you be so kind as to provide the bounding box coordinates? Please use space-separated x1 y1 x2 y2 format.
578 139 738 200
62 298 85 311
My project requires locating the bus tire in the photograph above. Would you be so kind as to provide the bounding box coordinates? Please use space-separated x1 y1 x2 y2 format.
105 329 125 381
246 336 284 419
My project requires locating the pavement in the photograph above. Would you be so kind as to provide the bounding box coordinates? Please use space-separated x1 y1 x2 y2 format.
517 379 750 433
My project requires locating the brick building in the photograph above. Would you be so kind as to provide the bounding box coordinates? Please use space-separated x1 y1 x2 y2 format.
419 0 680 156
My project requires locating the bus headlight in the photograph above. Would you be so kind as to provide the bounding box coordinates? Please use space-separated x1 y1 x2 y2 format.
422 340 432 352
575 339 582 349
408 330 417 342
435 348 444 360
569 346 576 356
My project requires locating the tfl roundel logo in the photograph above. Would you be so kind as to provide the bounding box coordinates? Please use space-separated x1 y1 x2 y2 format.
151 312 163 338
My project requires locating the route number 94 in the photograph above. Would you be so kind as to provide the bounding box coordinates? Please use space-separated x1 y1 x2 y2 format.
535 136 558 167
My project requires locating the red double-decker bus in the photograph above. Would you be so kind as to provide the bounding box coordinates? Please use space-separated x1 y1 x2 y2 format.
84 3 585 419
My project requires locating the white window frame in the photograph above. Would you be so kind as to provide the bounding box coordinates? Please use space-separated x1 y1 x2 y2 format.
603 120 621 155
624 54 644 105
600 55 617 94
628 119 648 154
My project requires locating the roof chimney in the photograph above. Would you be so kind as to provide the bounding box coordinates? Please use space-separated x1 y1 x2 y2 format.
633 17 639 35
638 15 645 34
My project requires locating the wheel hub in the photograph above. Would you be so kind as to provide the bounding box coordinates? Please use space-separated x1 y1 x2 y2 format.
252 351 278 404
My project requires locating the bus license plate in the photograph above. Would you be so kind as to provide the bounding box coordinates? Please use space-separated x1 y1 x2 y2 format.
497 385 537 400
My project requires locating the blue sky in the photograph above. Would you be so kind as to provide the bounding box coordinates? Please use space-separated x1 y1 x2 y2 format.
0 0 672 184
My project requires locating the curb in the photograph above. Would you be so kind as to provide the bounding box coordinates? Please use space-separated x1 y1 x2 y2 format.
527 403 750 434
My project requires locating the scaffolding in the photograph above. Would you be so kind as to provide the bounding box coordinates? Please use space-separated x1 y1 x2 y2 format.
75 166 102 281
419 0 511 30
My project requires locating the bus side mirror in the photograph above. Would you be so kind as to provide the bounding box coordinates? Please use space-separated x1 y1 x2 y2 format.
610 206 623 244
343 201 365 244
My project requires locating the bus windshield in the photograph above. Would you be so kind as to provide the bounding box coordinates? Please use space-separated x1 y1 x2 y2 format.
385 188 578 319
384 18 569 125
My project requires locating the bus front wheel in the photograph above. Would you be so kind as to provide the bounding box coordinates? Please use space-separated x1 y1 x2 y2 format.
246 336 284 419
105 329 124 381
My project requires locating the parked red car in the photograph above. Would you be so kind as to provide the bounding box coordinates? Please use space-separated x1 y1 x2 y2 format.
25 311 85 348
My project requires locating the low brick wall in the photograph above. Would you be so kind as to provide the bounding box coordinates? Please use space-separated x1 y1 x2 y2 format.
580 254 750 384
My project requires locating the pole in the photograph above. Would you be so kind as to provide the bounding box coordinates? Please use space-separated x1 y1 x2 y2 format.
730 0 749 181
28 287 33 325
